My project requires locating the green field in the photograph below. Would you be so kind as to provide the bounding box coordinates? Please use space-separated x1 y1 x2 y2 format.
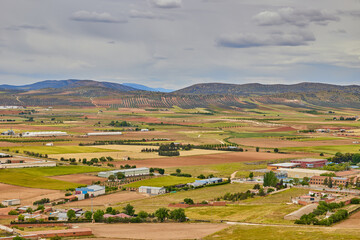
283 144 360 155
5 146 115 155
205 225 360 240
116 183 254 213
0 166 107 190
124 176 197 188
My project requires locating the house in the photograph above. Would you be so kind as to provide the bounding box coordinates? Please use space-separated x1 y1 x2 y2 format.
290 158 327 168
45 142 54 146
139 186 166 195
75 185 105 197
2 199 20 206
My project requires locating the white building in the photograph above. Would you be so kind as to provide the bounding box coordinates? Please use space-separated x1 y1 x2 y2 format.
22 131 68 137
0 160 56 169
2 199 20 206
98 167 150 178
75 185 105 197
86 132 122 136
139 186 166 195
140 129 149 132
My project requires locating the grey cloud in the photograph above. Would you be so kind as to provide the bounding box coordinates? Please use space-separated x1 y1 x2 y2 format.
6 24 47 31
150 0 182 9
253 7 340 27
70 10 127 23
217 30 315 48
338 10 360 17
130 10 157 19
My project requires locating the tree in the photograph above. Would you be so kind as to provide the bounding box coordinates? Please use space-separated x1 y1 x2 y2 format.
123 204 135 216
323 177 328 186
26 208 33 214
184 198 194 205
176 169 181 174
117 172 125 179
67 209 76 220
259 188 266 196
274 148 279 153
108 175 115 181
13 237 26 240
256 147 259 152
18 214 25 222
197 174 206 179
50 236 62 240
249 172 254 179
84 211 92 220
138 211 148 219
93 210 104 222
263 171 278 187
158 168 165 175
155 208 169 222
352 153 360 164
169 208 186 222
328 177 333 188
253 183 261 190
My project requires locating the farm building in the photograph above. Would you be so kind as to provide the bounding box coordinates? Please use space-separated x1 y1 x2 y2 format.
86 132 122 136
139 186 166 195
75 185 105 197
188 178 223 187
0 160 56 169
22 131 68 137
277 168 333 179
45 142 54 146
1 130 15 135
2 199 20 206
267 162 300 171
98 167 150 178
0 153 12 158
140 129 149 132
290 158 327 168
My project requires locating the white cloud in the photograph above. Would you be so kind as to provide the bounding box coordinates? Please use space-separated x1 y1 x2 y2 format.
150 0 182 9
70 10 127 23
130 10 157 19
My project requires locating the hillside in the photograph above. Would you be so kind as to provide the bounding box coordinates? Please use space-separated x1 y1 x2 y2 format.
175 82 360 95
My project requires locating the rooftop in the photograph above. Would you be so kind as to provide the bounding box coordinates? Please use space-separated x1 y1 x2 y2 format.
278 168 332 174
139 186 165 190
269 163 300 167
291 158 326 162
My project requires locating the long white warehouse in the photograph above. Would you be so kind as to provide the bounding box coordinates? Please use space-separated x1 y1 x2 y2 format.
86 132 122 136
98 167 150 178
22 131 68 137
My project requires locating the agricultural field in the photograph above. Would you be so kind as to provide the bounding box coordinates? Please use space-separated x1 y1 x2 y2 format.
124 176 197 188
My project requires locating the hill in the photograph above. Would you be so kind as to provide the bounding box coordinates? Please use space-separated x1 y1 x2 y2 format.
174 82 360 95
123 83 173 93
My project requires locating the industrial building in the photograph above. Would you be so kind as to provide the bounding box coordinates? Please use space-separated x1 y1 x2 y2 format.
75 185 105 198
309 176 349 186
0 160 56 169
187 178 223 187
138 186 166 195
290 158 327 168
22 131 68 137
267 162 300 171
2 199 20 206
86 132 122 136
277 168 333 179
98 167 150 178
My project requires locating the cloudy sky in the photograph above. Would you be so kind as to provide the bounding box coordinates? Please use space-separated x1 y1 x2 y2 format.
0 0 359 89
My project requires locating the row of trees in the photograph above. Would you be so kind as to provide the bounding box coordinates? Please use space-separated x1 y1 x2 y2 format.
328 152 360 164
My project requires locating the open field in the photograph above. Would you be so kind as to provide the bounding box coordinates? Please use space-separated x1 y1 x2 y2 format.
282 144 360 155
115 183 254 212
0 166 107 189
79 222 228 240
5 145 115 154
335 210 360 228
124 176 197 188
205 225 360 240
0 183 64 205
49 173 104 185
118 151 312 168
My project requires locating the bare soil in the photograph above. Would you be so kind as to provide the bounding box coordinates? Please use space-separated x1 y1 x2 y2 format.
335 210 360 228
49 174 104 185
78 222 228 240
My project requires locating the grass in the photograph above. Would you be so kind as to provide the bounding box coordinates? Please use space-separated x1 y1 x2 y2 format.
0 166 107 190
283 144 360 155
124 176 197 188
5 146 115 155
205 225 360 240
116 183 254 213
242 188 309 204
166 162 268 178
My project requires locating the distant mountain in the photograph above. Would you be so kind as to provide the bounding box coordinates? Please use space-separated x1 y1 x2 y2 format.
0 79 140 92
123 83 173 92
175 82 360 95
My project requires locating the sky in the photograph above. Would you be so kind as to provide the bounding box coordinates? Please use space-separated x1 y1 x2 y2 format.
0 0 359 89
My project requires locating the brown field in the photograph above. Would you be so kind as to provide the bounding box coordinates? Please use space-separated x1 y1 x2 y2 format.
79 222 228 240
335 210 360 228
114 151 312 168
49 174 104 185
261 126 297 132
64 191 147 208
0 183 64 206
233 138 355 148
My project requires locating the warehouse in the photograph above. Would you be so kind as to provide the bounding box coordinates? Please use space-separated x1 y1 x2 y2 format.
267 162 300 171
309 176 349 186
0 160 56 169
98 167 150 178
138 186 166 195
2 199 20 206
22 131 68 137
277 168 333 179
290 158 327 168
75 185 105 197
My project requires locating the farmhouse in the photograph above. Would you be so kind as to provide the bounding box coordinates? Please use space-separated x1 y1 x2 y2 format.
75 185 105 198
98 167 150 178
2 199 20 206
290 158 327 168
267 162 300 171
139 186 166 195
277 168 333 179
22 131 68 137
